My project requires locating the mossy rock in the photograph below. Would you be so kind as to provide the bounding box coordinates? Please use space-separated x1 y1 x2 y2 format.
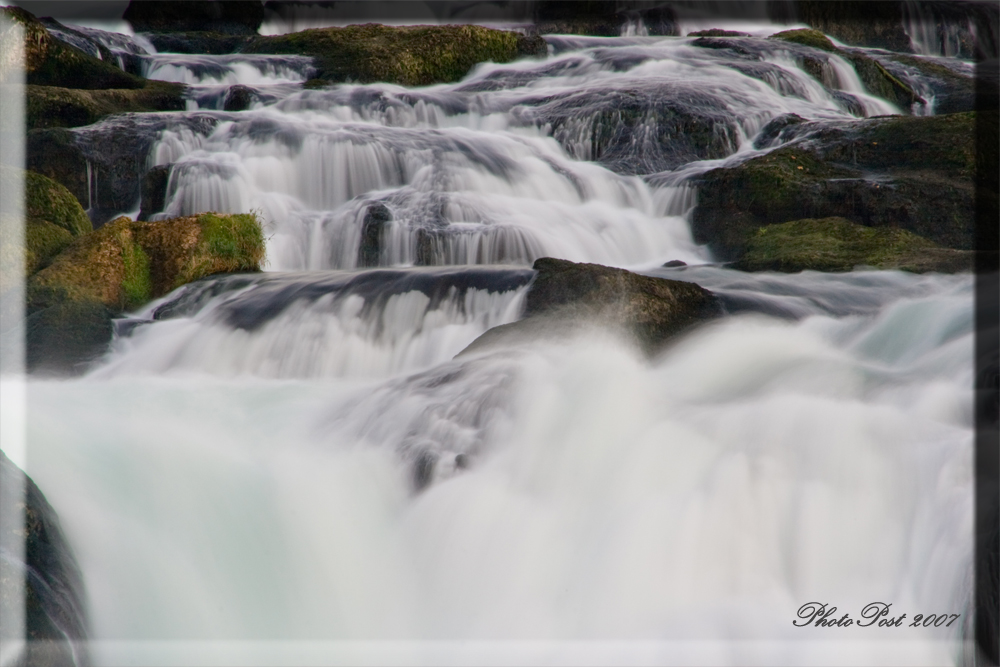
770 28 837 52
23 169 91 236
25 219 74 276
875 53 974 114
26 81 187 130
795 1 914 53
733 217 974 273
244 23 547 86
687 29 751 37
2 6 144 90
25 128 89 207
462 257 721 356
692 112 975 258
143 31 255 54
30 211 265 311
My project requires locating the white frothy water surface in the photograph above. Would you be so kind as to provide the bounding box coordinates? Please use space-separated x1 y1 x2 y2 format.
18 21 975 667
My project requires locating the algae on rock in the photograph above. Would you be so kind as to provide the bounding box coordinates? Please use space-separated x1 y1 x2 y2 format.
26 81 187 130
244 23 546 86
734 217 974 273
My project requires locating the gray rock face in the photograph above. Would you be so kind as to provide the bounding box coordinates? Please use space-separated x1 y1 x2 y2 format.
461 258 721 356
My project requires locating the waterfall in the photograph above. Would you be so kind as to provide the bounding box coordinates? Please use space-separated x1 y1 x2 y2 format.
17 17 974 666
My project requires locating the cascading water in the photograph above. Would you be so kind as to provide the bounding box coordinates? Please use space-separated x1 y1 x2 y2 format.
18 20 975 667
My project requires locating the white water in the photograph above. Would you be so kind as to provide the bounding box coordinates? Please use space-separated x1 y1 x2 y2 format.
15 22 976 667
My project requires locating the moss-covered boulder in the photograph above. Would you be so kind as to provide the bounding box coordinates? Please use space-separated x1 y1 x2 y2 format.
143 31 254 55
25 128 89 207
462 257 720 356
878 53 974 114
25 220 74 276
244 23 547 86
2 6 143 89
692 112 975 259
769 28 923 110
733 217 974 273
26 81 187 130
24 170 91 237
26 211 265 373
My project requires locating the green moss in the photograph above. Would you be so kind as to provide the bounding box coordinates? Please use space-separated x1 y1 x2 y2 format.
769 28 837 52
175 212 266 286
120 232 152 309
23 169 91 236
26 81 187 130
734 217 971 273
25 219 73 276
245 24 546 86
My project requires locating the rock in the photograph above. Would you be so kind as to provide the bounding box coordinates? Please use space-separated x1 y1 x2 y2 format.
662 259 687 267
143 31 254 54
26 212 265 373
124 0 265 35
794 1 914 53
769 29 924 110
243 24 547 86
25 220 74 276
137 165 170 222
687 29 751 37
222 84 258 112
357 202 391 268
877 53 974 114
732 217 974 273
2 6 143 89
461 257 720 356
23 169 91 237
691 112 975 259
532 2 677 36
26 81 187 130
25 128 89 207
0 451 89 662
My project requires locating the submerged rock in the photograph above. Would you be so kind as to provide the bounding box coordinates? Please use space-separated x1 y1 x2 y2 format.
2 6 143 89
243 23 546 86
462 258 720 356
0 451 89 665
733 217 974 273
26 81 187 130
26 212 266 373
692 112 975 259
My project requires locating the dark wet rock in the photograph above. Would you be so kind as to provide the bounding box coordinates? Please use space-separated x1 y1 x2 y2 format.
663 259 687 268
2 6 143 90
692 112 975 259
462 257 720 356
142 31 254 55
137 165 170 222
753 113 807 149
26 81 187 130
24 130 89 214
768 29 923 111
124 0 265 35
244 24 546 86
358 202 392 268
522 85 741 174
25 288 116 374
690 36 762 58
222 85 258 112
733 217 975 273
687 29 751 37
0 450 89 663
877 53 974 114
794 1 914 52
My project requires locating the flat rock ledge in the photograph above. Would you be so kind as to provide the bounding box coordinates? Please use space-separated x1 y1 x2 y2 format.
460 258 721 357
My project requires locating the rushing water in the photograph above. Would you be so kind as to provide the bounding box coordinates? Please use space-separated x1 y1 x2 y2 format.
16 17 976 667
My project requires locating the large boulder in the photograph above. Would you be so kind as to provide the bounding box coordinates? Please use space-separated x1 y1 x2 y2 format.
243 23 546 86
1 6 143 89
27 211 265 373
732 217 974 273
0 451 89 666
124 0 265 35
794 1 914 52
461 257 720 356
691 112 975 259
26 81 187 130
